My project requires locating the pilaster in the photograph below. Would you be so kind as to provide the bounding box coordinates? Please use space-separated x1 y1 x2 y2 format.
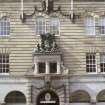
64 77 70 103
34 62 38 74
57 61 61 74
26 79 32 105
46 61 49 74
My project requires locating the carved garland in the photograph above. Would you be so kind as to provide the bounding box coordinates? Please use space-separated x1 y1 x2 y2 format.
20 0 79 23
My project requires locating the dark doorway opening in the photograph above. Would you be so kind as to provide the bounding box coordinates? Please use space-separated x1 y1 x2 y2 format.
37 90 59 105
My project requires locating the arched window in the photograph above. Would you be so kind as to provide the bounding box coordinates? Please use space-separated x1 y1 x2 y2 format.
50 17 60 34
99 16 105 35
0 16 10 36
36 16 45 35
70 90 90 103
97 90 105 102
84 16 95 35
5 91 26 103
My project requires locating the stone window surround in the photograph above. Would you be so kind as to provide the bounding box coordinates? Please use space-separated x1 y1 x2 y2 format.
100 53 105 73
85 52 105 74
86 53 97 73
36 16 46 35
0 53 9 75
84 14 105 36
84 16 95 36
0 16 10 36
99 16 105 35
34 61 61 74
34 54 61 75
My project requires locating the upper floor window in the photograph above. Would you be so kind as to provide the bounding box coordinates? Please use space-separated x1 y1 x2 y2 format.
99 16 105 35
50 17 60 34
86 53 96 73
100 53 105 72
36 16 60 35
36 16 45 35
49 62 57 73
85 16 95 35
0 53 9 74
0 17 10 36
38 62 46 73
36 61 59 74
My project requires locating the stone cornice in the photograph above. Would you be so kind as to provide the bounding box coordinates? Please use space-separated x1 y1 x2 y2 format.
69 74 105 83
34 52 62 56
0 76 28 83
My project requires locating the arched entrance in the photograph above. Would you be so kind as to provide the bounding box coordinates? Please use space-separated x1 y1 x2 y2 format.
97 89 105 102
70 90 90 103
37 90 59 105
5 91 26 105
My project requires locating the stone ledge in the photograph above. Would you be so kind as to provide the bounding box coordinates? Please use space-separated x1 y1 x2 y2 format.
70 74 105 83
0 76 28 83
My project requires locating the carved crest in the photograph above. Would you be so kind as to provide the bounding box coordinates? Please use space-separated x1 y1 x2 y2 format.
36 33 58 53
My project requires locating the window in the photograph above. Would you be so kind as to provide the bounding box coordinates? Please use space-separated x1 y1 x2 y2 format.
38 62 46 73
86 53 96 73
99 16 105 35
50 17 60 34
0 17 10 36
36 16 60 35
85 16 95 35
0 54 9 74
100 54 105 72
50 62 57 73
36 16 45 35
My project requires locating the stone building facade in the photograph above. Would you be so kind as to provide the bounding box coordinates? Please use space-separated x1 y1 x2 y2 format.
0 0 105 105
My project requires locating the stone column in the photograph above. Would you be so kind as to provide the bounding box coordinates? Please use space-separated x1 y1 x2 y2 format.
26 80 32 105
46 61 49 74
91 102 96 105
96 53 100 73
91 98 96 105
57 62 61 74
34 62 38 74
64 77 70 103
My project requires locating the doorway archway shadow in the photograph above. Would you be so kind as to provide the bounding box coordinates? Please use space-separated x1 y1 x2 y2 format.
37 90 59 105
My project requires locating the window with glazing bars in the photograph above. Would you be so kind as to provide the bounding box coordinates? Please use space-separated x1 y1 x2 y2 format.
0 54 9 73
100 54 105 72
86 53 96 73
50 17 60 34
0 17 10 36
99 16 105 35
36 16 45 35
36 16 60 35
85 16 95 35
